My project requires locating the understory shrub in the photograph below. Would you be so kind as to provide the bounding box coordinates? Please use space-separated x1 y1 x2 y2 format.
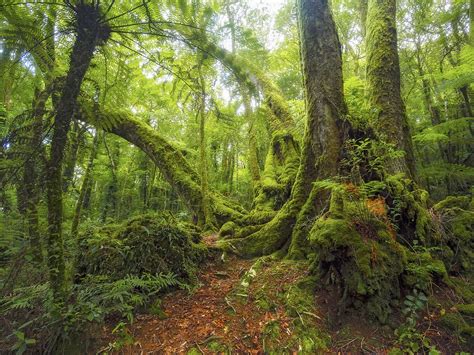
77 213 207 281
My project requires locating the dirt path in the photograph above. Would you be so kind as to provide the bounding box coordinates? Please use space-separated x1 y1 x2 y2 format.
101 255 275 353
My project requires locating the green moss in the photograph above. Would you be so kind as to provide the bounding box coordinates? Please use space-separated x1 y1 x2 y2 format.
439 313 474 338
403 251 447 291
219 221 237 238
457 303 474 316
148 298 167 319
309 216 407 323
253 131 300 212
219 202 297 258
385 175 432 245
434 196 474 274
434 196 471 210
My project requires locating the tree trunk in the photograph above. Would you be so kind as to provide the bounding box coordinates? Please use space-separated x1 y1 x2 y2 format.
71 132 99 238
23 88 49 264
45 3 109 302
197 60 216 229
366 0 416 178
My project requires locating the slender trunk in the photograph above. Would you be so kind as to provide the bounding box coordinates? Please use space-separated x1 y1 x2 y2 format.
62 120 85 192
71 132 99 238
45 3 108 302
243 90 261 186
101 136 119 222
415 40 441 125
23 88 49 263
366 0 416 178
197 62 215 229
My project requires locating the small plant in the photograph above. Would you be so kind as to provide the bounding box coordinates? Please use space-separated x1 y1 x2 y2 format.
10 331 36 355
394 289 439 354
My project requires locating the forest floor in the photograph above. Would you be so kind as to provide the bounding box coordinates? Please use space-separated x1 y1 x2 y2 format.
93 237 468 354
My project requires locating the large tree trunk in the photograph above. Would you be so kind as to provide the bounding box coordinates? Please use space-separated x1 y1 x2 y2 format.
45 3 109 302
366 0 417 178
220 0 350 258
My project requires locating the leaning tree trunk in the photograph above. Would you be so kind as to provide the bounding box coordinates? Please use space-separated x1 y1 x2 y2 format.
366 0 417 178
45 3 109 303
80 107 246 224
221 0 350 258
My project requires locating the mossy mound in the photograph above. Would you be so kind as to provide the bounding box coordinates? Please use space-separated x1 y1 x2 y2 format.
433 195 474 274
309 216 406 323
77 213 207 281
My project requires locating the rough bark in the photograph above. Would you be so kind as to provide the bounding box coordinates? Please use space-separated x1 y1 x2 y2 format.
366 0 417 178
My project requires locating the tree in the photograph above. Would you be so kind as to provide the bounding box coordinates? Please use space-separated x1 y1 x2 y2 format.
220 0 350 258
365 0 417 178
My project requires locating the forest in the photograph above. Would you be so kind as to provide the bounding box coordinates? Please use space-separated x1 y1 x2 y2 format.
0 0 473 353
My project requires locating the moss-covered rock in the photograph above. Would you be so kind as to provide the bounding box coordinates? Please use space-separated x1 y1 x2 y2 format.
77 213 207 281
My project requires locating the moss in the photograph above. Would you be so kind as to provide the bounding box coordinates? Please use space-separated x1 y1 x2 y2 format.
456 303 474 316
309 216 407 323
384 174 433 245
439 313 474 339
434 196 474 274
77 213 207 281
253 131 300 212
366 0 416 177
148 298 167 319
219 201 297 258
434 195 471 210
403 251 447 290
219 221 237 238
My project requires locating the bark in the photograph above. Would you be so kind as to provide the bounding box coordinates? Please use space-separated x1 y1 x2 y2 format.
45 3 109 302
366 0 417 178
62 119 85 192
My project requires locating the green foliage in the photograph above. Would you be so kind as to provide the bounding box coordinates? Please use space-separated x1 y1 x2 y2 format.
10 331 36 355
1 272 185 351
393 289 439 354
343 138 406 181
77 213 207 281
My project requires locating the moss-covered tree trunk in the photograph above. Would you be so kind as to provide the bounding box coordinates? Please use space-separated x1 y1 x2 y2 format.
45 3 109 302
221 0 349 258
81 108 245 224
366 0 416 178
